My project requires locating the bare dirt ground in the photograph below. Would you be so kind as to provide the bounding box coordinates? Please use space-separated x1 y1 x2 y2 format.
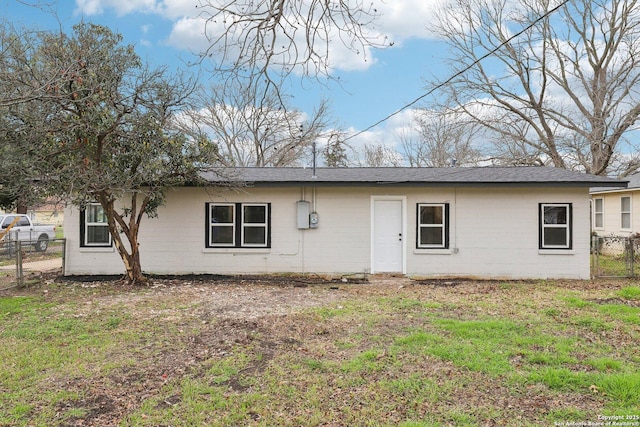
2 274 635 426
2 274 368 425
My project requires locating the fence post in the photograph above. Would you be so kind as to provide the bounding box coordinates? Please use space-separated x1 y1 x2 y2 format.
591 235 600 278
631 238 636 277
625 238 633 277
61 238 66 276
15 240 23 287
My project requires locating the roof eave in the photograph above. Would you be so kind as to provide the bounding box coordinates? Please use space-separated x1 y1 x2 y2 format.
235 180 621 188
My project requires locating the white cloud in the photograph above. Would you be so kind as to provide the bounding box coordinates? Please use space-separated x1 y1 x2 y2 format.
343 108 419 157
74 0 104 15
74 0 158 17
375 0 447 42
156 0 201 20
165 16 211 54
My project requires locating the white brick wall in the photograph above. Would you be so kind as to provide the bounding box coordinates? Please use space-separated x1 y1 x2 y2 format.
64 185 592 279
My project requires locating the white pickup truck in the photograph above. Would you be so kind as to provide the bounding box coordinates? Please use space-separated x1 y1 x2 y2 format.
0 214 57 252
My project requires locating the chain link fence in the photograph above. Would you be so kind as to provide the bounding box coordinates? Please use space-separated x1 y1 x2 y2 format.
0 238 65 289
591 235 640 278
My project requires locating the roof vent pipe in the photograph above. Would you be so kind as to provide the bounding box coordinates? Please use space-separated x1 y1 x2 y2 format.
312 140 317 178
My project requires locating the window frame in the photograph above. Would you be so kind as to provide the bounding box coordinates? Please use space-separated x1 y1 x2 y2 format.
620 196 632 231
416 203 450 249
80 203 112 248
240 203 270 248
207 203 236 247
539 203 572 250
593 197 604 230
206 202 271 249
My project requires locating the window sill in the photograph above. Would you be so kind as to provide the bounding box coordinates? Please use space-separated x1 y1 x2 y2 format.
79 246 115 253
413 249 453 255
538 249 575 255
203 248 271 254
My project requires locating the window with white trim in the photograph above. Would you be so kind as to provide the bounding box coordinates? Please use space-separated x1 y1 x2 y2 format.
621 196 632 230
81 203 112 247
539 203 572 249
417 203 449 249
206 203 270 248
593 198 604 229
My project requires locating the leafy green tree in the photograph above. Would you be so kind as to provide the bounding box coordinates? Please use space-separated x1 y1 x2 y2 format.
0 24 53 211
1 22 219 284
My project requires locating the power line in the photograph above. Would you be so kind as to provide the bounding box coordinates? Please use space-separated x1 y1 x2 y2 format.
343 0 570 143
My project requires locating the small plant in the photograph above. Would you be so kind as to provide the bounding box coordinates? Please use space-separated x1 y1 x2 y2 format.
617 286 640 300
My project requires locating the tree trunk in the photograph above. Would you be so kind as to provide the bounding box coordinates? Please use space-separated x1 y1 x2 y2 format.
16 200 27 214
99 193 148 286
121 244 146 285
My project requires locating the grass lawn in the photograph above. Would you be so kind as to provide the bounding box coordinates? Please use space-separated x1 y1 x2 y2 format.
0 276 639 426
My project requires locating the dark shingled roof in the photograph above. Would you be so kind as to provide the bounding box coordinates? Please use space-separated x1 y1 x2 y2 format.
591 172 639 193
201 166 626 187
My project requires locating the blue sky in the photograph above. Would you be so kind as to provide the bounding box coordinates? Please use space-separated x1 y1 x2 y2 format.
1 0 450 153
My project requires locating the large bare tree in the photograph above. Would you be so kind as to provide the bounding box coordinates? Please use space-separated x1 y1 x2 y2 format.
433 0 640 175
175 81 331 167
196 0 389 83
355 143 403 167
400 109 483 167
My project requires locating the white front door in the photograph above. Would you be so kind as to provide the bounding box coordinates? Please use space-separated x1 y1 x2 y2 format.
372 198 405 273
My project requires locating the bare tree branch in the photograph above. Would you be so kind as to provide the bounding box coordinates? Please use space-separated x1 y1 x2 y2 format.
194 0 390 100
174 79 331 167
433 0 640 175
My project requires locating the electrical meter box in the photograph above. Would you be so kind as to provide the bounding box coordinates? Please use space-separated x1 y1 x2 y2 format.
296 201 310 229
309 212 319 228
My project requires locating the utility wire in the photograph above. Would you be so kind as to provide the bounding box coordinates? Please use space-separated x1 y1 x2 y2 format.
343 0 570 143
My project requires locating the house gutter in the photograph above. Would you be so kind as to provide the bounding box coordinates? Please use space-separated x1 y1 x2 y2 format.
230 181 628 189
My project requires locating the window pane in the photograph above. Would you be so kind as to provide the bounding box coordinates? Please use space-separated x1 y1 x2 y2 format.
544 228 567 246
211 205 234 223
621 197 631 212
244 205 266 223
87 205 107 223
87 225 110 244
243 227 266 245
622 213 631 229
595 198 603 212
420 227 443 246
544 206 567 224
595 213 603 228
420 206 443 225
211 226 234 244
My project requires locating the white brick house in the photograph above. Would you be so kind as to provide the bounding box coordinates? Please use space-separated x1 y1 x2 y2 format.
63 167 624 280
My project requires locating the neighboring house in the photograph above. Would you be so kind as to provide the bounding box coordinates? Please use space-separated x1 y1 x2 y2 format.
590 173 638 238
0 199 65 226
63 167 624 280
28 200 65 226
